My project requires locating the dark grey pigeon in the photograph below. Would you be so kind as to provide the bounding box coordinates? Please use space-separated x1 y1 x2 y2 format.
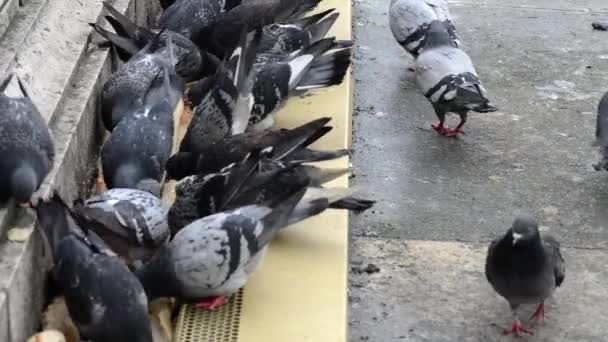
415 20 496 137
136 180 328 310
181 29 261 152
593 91 608 171
165 116 349 180
249 38 352 130
158 0 235 40
35 193 152 342
72 188 170 269
485 215 565 337
0 74 54 207
102 42 184 194
389 0 459 57
90 2 217 82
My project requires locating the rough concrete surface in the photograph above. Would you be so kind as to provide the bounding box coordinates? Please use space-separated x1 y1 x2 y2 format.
349 0 608 341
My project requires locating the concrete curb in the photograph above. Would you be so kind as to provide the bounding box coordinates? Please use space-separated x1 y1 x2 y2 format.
0 0 159 340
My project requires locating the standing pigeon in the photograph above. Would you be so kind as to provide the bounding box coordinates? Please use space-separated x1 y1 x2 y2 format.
72 188 170 269
165 116 349 180
485 215 565 336
180 29 261 152
0 74 54 207
90 2 217 82
593 90 608 170
389 0 459 57
249 38 352 130
415 20 496 136
35 193 152 342
136 181 328 310
101 46 184 194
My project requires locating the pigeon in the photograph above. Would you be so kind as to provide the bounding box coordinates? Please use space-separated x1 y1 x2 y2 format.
592 19 608 31
485 215 565 336
193 0 322 58
593 90 608 171
90 2 218 82
72 188 170 269
388 0 459 58
101 43 184 194
0 74 54 207
256 9 339 57
135 179 328 310
165 116 349 180
100 30 177 131
168 152 374 233
35 193 152 342
158 0 235 40
415 20 496 136
249 37 352 130
180 29 261 153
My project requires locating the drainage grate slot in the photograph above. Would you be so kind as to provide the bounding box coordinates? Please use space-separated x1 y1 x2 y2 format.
174 290 244 342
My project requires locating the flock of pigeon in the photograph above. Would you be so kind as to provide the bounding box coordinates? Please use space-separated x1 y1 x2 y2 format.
0 0 379 340
2 0 605 339
388 0 568 338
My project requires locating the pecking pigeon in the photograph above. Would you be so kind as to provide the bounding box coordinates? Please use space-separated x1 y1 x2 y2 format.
72 188 170 269
593 90 608 171
101 41 184 194
157 0 236 41
485 215 565 336
35 193 152 342
415 20 496 136
0 74 54 207
389 0 459 58
136 180 328 310
165 116 349 180
181 29 261 152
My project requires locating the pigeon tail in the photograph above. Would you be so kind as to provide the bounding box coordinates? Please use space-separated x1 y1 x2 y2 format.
35 192 73 257
231 29 263 134
89 23 140 59
303 11 340 44
258 183 310 245
286 148 350 164
297 165 351 185
295 47 352 91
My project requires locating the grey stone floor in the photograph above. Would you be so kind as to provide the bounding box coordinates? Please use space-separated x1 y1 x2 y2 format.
349 0 608 341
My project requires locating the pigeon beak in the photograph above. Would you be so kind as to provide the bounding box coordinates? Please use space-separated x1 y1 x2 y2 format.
512 232 523 245
18 201 32 209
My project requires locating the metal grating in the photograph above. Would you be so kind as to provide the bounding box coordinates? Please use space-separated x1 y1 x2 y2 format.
174 290 244 342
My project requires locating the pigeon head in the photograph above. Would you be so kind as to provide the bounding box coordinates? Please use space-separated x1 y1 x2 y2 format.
510 215 540 246
423 20 457 50
11 165 38 206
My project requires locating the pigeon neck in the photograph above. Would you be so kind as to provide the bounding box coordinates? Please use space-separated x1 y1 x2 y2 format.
423 21 456 50
135 247 178 300
10 164 38 204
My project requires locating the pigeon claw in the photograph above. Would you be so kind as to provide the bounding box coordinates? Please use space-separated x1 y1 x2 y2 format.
529 303 546 322
503 321 533 336
445 128 465 137
431 123 450 136
195 296 228 310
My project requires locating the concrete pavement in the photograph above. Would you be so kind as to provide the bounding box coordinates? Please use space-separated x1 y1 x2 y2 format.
349 0 608 341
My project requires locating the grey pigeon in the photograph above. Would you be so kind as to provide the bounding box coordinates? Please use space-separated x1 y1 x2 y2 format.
90 2 217 82
165 116 349 180
193 0 322 58
389 0 459 57
136 180 328 310
157 0 232 40
181 29 261 152
249 38 352 130
415 20 496 136
101 42 184 194
35 193 152 342
100 29 179 131
593 90 608 171
72 188 170 269
168 153 373 233
485 215 565 336
0 74 54 206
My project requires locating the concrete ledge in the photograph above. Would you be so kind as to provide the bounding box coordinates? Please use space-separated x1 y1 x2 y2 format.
0 0 159 340
0 0 18 40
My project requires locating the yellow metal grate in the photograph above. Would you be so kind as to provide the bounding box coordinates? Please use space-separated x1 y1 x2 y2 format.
174 290 244 342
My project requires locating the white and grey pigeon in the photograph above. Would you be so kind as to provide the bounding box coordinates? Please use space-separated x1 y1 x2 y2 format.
135 180 329 310
485 215 565 337
0 74 54 207
593 90 608 171
35 193 152 342
415 20 497 136
389 0 459 58
72 188 170 269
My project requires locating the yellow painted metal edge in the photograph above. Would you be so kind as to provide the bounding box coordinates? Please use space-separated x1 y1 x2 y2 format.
235 0 353 340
